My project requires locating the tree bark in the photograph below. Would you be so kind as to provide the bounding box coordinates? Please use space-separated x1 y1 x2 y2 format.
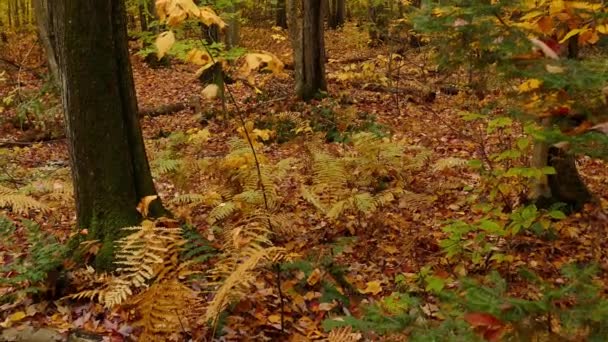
287 0 327 101
138 0 148 32
224 3 240 48
35 0 165 269
276 0 287 29
327 0 345 29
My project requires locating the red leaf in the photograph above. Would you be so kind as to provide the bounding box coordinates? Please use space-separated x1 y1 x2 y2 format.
464 312 503 328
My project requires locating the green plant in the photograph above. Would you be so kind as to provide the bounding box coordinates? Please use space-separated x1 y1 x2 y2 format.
0 216 67 301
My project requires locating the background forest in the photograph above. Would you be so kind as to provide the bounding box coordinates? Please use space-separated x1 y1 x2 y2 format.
2 0 608 341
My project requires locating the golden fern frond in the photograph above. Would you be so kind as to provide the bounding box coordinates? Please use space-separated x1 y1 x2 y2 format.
432 157 469 171
208 201 239 224
352 192 377 214
0 186 48 213
312 152 348 190
170 193 206 205
397 191 437 211
327 199 350 220
301 185 326 212
204 246 283 324
233 190 265 206
327 327 362 342
273 158 296 180
220 215 273 252
373 188 402 207
133 279 200 340
405 148 432 171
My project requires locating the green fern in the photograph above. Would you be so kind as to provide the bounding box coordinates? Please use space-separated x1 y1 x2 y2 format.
0 216 67 299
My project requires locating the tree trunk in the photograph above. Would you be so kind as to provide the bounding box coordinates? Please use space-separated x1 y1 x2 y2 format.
224 4 240 48
33 0 59 80
8 0 13 27
15 0 21 27
276 0 287 29
34 0 165 270
327 0 345 29
287 0 327 101
335 0 346 27
138 0 148 32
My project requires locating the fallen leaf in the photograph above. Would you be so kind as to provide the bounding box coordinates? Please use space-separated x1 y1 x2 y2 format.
359 280 383 295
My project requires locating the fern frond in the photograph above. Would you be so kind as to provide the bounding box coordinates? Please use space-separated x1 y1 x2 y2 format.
133 279 201 340
397 191 437 211
171 193 206 205
204 246 283 324
328 326 362 342
432 157 469 171
152 157 182 175
208 201 239 224
0 186 48 213
301 185 326 212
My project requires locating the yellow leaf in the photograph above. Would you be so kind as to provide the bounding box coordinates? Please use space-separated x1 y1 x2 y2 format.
199 6 227 29
202 84 220 100
185 49 212 66
359 280 383 295
136 195 158 218
549 0 565 15
268 314 282 324
155 31 175 60
381 245 399 254
155 0 170 22
597 24 608 35
253 129 273 141
240 52 285 78
559 28 587 44
518 79 542 93
307 268 322 286
0 311 26 328
545 64 564 74
520 10 544 22
568 1 602 11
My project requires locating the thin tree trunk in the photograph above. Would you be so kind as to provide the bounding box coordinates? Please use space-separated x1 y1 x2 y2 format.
138 0 148 32
287 0 327 101
336 0 346 27
224 3 240 48
276 0 287 29
35 0 165 270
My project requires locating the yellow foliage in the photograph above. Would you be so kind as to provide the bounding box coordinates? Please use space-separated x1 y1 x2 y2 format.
155 31 175 60
0 185 49 214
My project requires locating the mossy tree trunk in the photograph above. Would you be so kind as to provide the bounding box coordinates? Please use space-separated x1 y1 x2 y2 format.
34 0 165 270
287 0 327 101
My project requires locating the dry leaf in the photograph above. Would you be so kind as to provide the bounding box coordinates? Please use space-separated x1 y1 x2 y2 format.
136 195 158 218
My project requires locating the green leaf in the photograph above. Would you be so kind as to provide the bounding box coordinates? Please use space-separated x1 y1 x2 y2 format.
548 210 566 220
425 276 446 293
479 219 503 234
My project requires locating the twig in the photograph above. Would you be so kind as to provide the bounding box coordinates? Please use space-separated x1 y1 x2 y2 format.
275 263 285 333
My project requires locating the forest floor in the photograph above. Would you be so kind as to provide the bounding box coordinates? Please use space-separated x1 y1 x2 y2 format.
1 24 608 341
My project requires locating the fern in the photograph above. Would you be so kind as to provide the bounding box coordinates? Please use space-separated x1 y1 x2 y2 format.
0 185 49 214
433 157 469 171
72 219 200 339
0 216 67 299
